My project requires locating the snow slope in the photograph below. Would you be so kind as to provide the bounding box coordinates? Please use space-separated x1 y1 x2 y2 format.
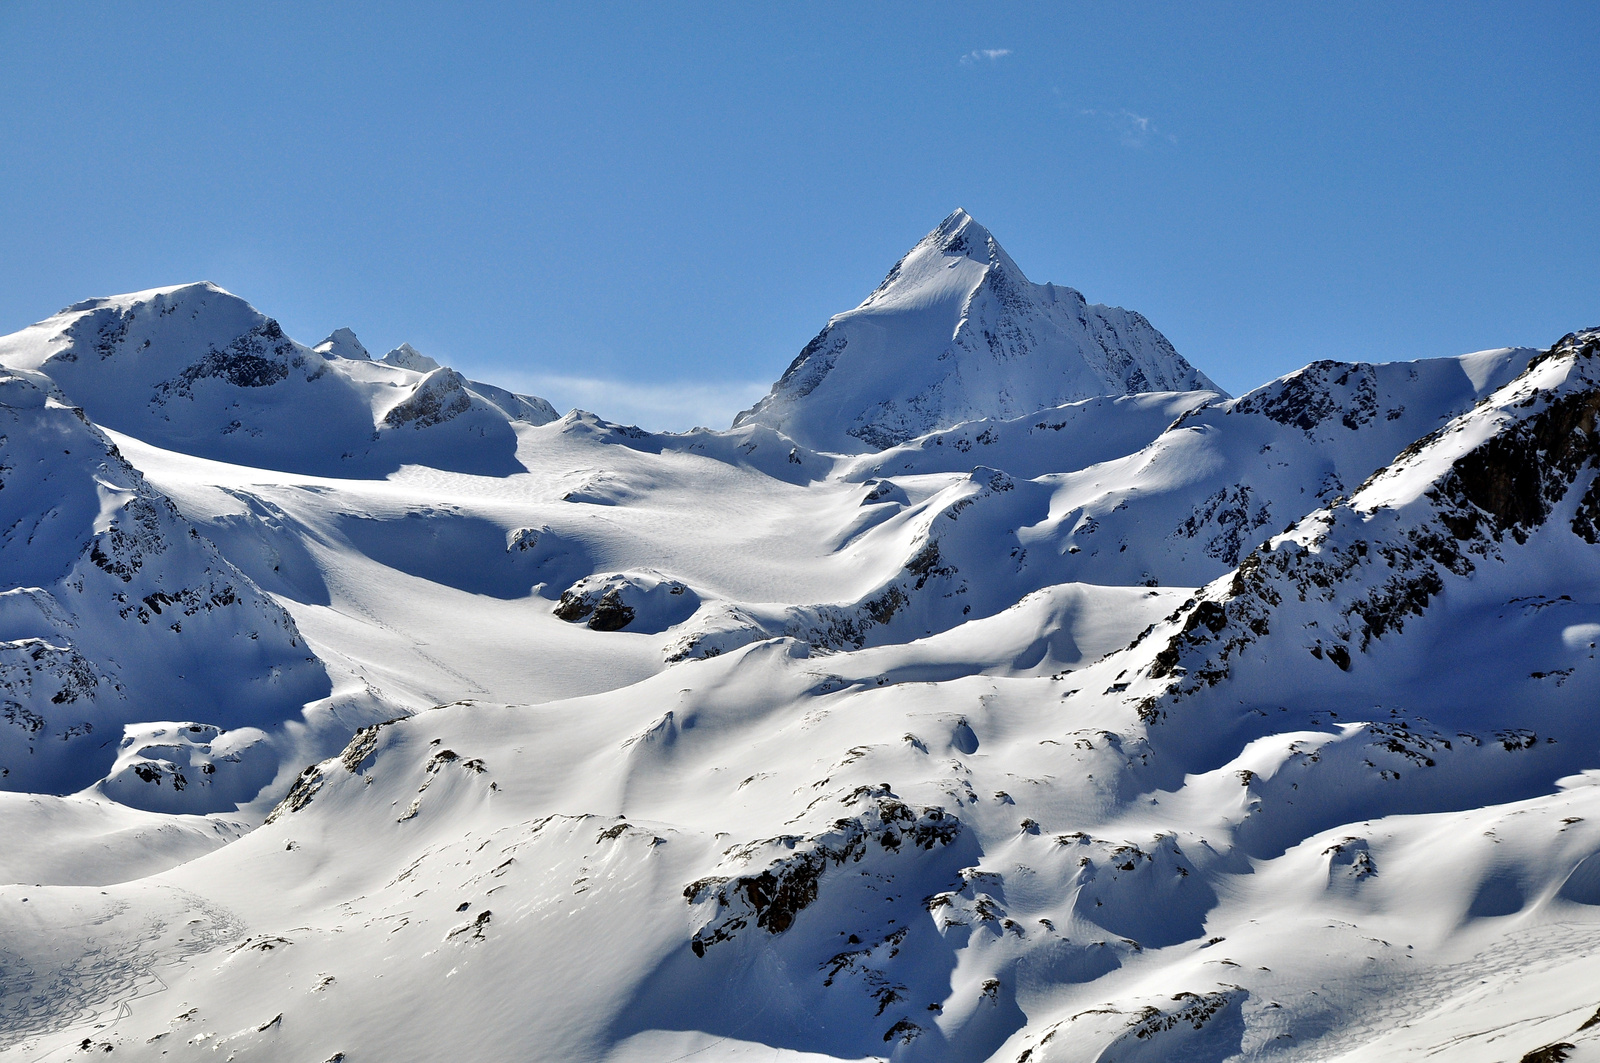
0 369 330 803
735 210 1221 453
0 247 1596 1063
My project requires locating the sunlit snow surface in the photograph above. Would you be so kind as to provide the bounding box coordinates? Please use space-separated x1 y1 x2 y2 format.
1 225 1599 1062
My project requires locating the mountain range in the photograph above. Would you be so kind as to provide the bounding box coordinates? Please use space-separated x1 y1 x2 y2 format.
0 213 1596 1063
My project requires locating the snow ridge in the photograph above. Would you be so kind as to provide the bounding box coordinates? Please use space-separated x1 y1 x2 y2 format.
0 281 559 477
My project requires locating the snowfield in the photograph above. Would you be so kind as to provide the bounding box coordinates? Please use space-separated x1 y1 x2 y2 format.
0 214 1597 1063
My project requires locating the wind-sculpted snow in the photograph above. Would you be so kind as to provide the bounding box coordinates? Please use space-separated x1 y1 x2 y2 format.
807 346 1541 603
378 342 440 372
311 327 369 362
1015 345 1539 589
678 344 1540 659
554 408 830 486
838 390 1221 483
661 465 1046 659
735 210 1220 453
4 254 1600 1059
98 722 281 816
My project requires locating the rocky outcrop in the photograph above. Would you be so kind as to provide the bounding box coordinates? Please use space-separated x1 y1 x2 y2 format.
382 367 474 429
685 786 961 956
552 571 700 633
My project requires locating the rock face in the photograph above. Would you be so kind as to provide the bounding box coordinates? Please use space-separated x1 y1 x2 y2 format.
734 209 1221 452
0 371 328 797
0 282 558 476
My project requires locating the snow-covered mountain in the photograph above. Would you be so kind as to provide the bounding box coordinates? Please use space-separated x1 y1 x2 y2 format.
0 225 1596 1063
735 209 1220 452
0 282 558 477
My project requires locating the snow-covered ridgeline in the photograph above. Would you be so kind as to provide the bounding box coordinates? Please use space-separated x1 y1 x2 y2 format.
0 281 557 477
146 326 1600 1062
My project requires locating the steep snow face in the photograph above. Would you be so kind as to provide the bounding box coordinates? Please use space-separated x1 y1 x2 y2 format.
0 371 329 799
1006 345 1543 588
735 210 1221 452
0 282 559 477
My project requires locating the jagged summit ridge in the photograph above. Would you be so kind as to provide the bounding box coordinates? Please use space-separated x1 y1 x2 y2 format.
860 208 1026 311
734 209 1222 452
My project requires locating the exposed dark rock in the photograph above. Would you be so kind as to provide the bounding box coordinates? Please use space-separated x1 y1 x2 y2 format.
552 589 594 623
265 764 324 823
1231 361 1380 434
383 370 474 429
341 717 407 775
686 789 960 956
1127 990 1236 1041
157 321 301 400
587 590 635 631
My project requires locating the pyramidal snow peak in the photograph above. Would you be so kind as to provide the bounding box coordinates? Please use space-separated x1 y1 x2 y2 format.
0 228 1598 1063
312 326 370 361
735 209 1222 452
380 342 441 372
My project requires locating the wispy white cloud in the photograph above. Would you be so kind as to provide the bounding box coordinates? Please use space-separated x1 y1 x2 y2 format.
960 48 1012 65
1076 107 1176 149
500 372 770 434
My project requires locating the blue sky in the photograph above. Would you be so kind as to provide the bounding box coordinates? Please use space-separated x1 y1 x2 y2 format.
1 2 1595 429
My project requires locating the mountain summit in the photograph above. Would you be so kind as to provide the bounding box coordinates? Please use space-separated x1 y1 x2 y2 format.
734 209 1222 452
